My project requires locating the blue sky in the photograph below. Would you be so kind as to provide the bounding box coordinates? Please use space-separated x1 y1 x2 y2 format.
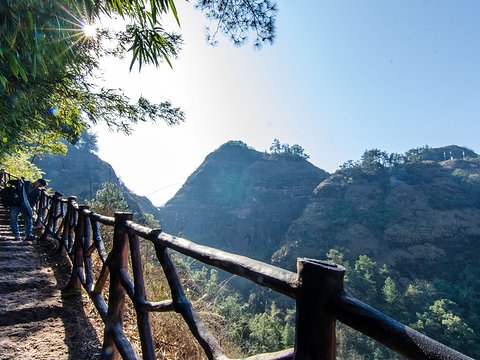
95 0 480 206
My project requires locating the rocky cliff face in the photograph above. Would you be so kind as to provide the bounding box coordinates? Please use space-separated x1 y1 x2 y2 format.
158 141 329 261
43 139 479 287
159 143 480 280
273 148 480 283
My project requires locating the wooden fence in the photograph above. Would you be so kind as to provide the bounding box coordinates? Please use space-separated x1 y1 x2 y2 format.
0 170 474 360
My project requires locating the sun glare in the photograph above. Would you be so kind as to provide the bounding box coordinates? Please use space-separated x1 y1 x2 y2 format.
82 22 97 37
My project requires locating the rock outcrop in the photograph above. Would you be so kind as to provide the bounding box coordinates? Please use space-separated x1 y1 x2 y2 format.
158 141 329 261
273 147 480 283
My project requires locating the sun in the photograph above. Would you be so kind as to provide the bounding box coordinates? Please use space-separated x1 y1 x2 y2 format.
82 22 97 37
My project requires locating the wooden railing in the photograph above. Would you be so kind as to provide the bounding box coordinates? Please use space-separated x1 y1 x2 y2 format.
0 170 474 360
0 170 20 187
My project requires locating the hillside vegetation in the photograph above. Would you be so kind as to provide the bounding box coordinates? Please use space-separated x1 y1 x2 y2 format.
159 142 480 358
22 140 480 358
159 140 328 262
36 141 161 222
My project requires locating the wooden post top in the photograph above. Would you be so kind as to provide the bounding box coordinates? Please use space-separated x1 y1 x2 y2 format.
114 212 133 221
297 258 345 274
150 228 163 237
296 258 346 298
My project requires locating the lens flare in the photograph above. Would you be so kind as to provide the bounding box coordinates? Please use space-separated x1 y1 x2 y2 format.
82 22 97 37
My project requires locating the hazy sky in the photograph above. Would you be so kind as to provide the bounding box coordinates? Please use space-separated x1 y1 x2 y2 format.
95 0 480 206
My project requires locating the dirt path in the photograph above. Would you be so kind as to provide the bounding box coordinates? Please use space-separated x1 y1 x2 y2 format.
0 205 102 359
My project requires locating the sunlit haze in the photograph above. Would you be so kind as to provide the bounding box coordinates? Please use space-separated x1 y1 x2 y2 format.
94 1 480 207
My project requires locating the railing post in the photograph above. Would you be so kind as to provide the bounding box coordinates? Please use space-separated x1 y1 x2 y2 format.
65 204 87 291
61 196 77 252
51 192 63 235
102 212 133 360
83 209 94 292
40 191 63 241
294 259 345 360
128 229 155 360
91 217 107 262
0 169 5 187
35 190 48 227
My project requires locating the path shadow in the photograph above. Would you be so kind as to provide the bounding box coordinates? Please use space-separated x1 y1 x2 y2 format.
37 235 103 360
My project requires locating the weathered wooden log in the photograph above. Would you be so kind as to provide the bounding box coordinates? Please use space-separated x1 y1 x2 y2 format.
118 267 135 300
109 322 138 360
102 212 132 360
85 243 97 258
127 222 298 298
83 211 94 292
90 292 109 320
65 203 86 290
89 211 115 226
94 259 111 295
237 348 294 360
35 190 48 226
55 197 66 235
53 194 64 237
138 299 175 312
128 230 155 360
294 259 345 360
95 275 169 314
62 197 77 253
155 244 228 360
89 215 108 262
67 198 80 253
39 192 63 242
336 292 475 360
57 197 71 249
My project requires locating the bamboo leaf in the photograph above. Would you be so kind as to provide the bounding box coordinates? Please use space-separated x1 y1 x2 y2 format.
0 73 7 88
168 0 180 26
150 0 157 23
32 53 37 78
8 54 19 77
27 10 34 29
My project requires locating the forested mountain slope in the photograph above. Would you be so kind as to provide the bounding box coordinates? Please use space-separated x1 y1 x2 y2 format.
273 145 480 357
158 143 480 357
35 142 161 221
158 140 329 261
34 140 480 357
273 146 480 280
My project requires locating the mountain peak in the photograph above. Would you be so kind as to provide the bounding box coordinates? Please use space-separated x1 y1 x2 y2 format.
159 141 328 260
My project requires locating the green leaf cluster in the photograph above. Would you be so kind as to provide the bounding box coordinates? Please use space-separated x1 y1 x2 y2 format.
2 0 278 164
266 138 310 160
174 260 295 357
196 0 278 47
326 250 480 358
86 181 129 215
1 151 44 181
1 0 188 161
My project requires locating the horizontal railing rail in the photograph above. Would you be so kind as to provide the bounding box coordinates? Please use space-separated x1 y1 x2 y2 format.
0 169 21 187
0 169 474 360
